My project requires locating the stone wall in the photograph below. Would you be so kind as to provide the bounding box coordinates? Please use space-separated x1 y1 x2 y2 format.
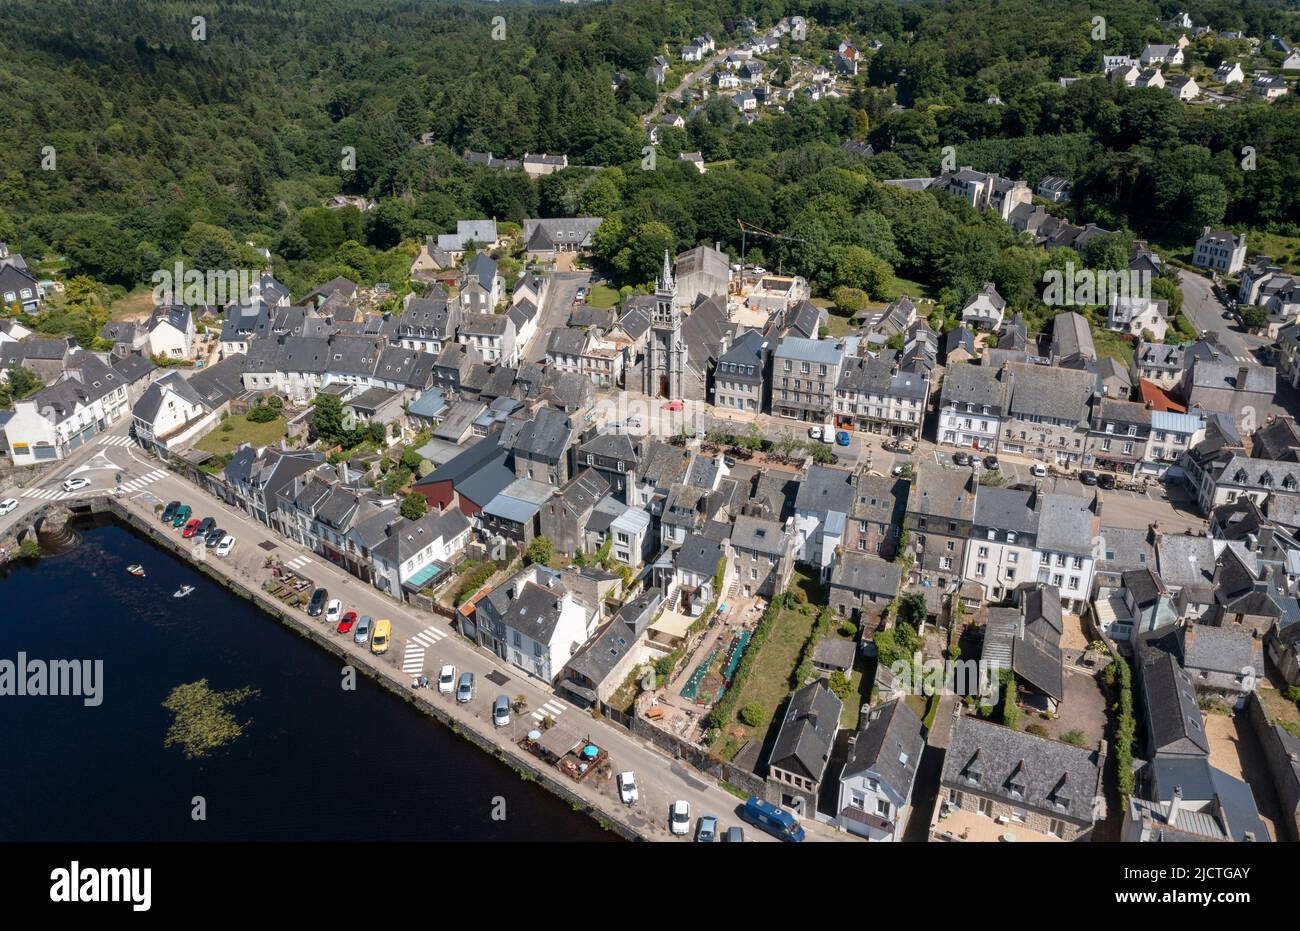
1244 691 1300 842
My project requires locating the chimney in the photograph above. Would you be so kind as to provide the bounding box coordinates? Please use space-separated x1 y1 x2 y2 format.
1166 784 1184 825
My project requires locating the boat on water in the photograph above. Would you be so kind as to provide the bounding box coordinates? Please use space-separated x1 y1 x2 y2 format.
127 564 146 577
173 585 195 599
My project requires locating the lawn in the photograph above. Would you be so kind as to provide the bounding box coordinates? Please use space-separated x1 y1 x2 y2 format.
194 413 287 457
584 283 621 309
1247 231 1300 274
1092 327 1135 366
109 287 159 321
715 603 820 760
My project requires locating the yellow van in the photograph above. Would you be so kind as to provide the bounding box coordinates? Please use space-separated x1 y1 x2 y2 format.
370 619 392 655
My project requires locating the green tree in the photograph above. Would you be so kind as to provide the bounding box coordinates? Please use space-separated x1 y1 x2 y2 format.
311 394 346 445
526 535 553 567
400 492 428 520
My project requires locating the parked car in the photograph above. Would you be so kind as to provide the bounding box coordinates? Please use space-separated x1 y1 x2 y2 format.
370 619 391 655
983 455 1000 471
307 588 328 617
661 400 683 412
1030 463 1048 478
724 826 745 842
61 477 92 493
1079 470 1099 486
723 456 737 468
695 815 719 842
492 695 511 727
437 665 456 694
626 416 643 429
171 505 192 528
738 795 805 842
617 771 639 805
891 464 907 476
161 501 181 523
324 599 343 624
336 611 357 634
456 672 475 703
0 498 18 516
181 518 202 539
215 535 236 557
952 452 973 466
353 615 373 645
835 431 851 447
1098 473 1117 490
670 800 691 836
204 527 225 547
195 517 216 538
807 426 822 441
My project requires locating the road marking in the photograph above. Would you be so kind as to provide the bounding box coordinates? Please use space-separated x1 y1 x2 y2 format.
531 699 567 721
100 435 135 448
411 626 447 647
283 555 313 571
20 488 74 501
401 642 426 674
119 469 168 492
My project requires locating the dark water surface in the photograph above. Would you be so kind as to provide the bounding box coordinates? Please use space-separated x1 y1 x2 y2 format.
0 518 615 841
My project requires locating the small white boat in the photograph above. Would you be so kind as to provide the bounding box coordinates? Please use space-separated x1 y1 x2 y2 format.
127 564 146 577
173 585 195 599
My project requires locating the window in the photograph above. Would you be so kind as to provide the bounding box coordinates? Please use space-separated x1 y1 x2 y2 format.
978 798 994 818
1048 819 1065 838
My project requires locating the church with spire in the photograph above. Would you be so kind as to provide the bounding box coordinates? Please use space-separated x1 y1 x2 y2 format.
644 250 686 398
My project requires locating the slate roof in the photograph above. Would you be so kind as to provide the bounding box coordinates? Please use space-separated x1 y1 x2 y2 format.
768 681 843 782
909 460 976 521
1005 362 1095 424
1136 644 1210 757
941 715 1104 826
841 698 925 799
796 465 856 514
830 552 902 599
674 532 725 577
941 362 1004 412
730 514 786 556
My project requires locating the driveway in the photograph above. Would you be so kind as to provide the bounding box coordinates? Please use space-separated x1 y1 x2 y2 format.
526 270 590 363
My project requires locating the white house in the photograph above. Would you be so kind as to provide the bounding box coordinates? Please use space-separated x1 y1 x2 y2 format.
471 564 595 682
959 282 1006 330
1193 228 1247 275
131 371 217 457
146 305 196 360
1213 62 1245 85
2 352 130 464
837 699 925 841
1108 294 1170 341
1167 75 1200 101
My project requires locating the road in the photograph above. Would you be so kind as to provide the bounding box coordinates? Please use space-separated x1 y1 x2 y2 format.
1177 269 1265 364
642 48 732 128
526 270 590 364
3 423 851 843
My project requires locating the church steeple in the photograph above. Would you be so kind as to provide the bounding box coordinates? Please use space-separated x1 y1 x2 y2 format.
656 249 675 292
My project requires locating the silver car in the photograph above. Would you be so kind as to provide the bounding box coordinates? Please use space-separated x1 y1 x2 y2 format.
353 615 373 645
492 695 511 727
456 672 475 704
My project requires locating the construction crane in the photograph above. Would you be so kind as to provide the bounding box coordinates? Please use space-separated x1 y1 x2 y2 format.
736 219 805 277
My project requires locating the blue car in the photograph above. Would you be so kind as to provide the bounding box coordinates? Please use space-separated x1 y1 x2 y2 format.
835 431 851 447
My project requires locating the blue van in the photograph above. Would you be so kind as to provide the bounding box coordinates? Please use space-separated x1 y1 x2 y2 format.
739 796 805 842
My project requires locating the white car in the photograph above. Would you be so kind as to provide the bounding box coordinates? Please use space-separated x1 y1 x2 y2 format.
1031 463 1048 478
0 498 18 516
437 665 456 694
214 535 236 557
626 416 643 429
670 800 691 836
617 771 639 805
807 426 822 441
324 599 343 624
61 477 92 493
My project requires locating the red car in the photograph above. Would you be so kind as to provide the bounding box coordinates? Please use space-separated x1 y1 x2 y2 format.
181 518 202 538
661 400 684 412
336 611 357 634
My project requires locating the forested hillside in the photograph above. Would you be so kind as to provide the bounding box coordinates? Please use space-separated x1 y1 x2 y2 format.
0 0 1297 334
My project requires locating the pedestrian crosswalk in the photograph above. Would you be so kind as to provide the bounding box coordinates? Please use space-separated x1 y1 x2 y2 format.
116 468 167 493
401 626 448 675
531 698 568 723
410 625 448 648
401 642 427 675
100 435 135 448
282 554 313 571
20 487 77 501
